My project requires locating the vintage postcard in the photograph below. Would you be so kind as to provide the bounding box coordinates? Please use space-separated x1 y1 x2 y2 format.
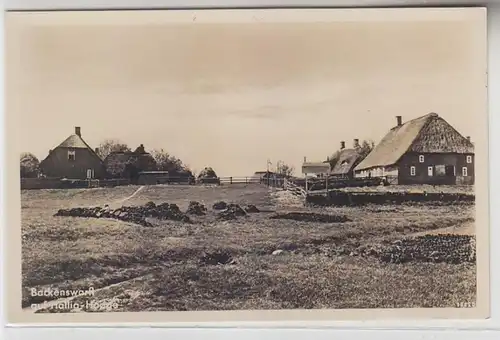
4 8 489 324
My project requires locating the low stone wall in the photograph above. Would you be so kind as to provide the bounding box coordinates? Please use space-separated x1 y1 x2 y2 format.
306 191 475 206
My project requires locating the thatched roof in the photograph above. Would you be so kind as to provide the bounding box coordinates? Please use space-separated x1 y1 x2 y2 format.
354 113 474 171
104 149 157 176
331 148 363 175
57 134 91 149
46 127 102 162
198 167 218 179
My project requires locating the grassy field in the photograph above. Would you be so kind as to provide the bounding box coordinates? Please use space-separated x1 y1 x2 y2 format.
21 184 476 312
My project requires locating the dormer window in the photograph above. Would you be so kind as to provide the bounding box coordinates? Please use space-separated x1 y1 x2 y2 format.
68 150 76 161
466 155 472 164
419 155 425 163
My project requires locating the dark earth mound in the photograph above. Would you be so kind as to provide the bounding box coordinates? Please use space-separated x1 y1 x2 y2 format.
200 250 234 265
270 212 351 223
54 202 192 226
186 201 207 216
217 204 248 221
212 201 228 210
245 204 260 213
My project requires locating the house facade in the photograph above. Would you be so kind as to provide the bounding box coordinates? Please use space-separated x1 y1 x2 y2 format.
39 127 106 179
354 113 474 185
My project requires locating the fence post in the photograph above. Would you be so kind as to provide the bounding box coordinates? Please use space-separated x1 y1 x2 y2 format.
230 177 233 184
325 175 328 198
245 177 248 184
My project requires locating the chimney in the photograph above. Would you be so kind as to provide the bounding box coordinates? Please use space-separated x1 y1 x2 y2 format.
466 136 471 142
340 141 345 150
75 126 81 136
95 147 99 154
396 116 402 126
49 149 52 154
303 156 307 163
353 139 360 148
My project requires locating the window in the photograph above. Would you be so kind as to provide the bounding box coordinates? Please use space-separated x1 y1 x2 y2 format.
427 166 433 176
435 165 446 176
462 167 468 176
410 166 416 176
466 155 472 164
68 150 76 161
419 155 425 163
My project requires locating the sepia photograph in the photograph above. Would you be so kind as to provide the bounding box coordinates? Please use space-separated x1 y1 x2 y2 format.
4 7 489 323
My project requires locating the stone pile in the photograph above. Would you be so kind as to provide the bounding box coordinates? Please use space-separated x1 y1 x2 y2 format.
54 201 192 227
186 201 207 216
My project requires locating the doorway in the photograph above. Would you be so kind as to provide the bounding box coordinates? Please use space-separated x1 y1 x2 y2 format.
445 165 455 177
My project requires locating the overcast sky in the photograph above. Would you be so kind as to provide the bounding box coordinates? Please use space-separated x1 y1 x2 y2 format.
7 10 486 176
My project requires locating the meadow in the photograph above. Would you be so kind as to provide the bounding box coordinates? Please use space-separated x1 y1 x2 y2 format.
21 183 476 312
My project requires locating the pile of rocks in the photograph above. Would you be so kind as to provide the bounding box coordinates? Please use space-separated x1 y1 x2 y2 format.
54 201 192 226
375 234 475 264
186 201 207 216
269 212 351 223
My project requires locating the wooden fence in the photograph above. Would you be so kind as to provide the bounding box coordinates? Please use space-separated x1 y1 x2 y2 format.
283 178 307 198
21 175 272 190
219 176 261 185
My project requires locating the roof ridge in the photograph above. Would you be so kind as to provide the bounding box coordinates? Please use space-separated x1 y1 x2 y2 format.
54 132 103 163
391 112 437 130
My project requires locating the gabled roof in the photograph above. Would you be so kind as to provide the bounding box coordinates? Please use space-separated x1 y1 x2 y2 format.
331 148 363 175
44 132 103 163
354 113 474 171
57 134 92 149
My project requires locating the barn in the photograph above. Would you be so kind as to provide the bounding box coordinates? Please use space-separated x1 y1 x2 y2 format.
330 139 364 179
353 113 474 185
39 127 106 179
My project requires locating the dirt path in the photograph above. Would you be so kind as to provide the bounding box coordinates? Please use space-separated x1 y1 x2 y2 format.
109 185 145 207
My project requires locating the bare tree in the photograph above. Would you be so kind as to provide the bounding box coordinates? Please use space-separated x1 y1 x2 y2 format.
275 160 294 177
20 152 40 178
358 139 376 161
96 139 131 160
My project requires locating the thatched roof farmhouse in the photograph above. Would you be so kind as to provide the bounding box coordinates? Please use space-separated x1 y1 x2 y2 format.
330 139 364 179
354 113 474 185
39 127 106 179
104 144 157 181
